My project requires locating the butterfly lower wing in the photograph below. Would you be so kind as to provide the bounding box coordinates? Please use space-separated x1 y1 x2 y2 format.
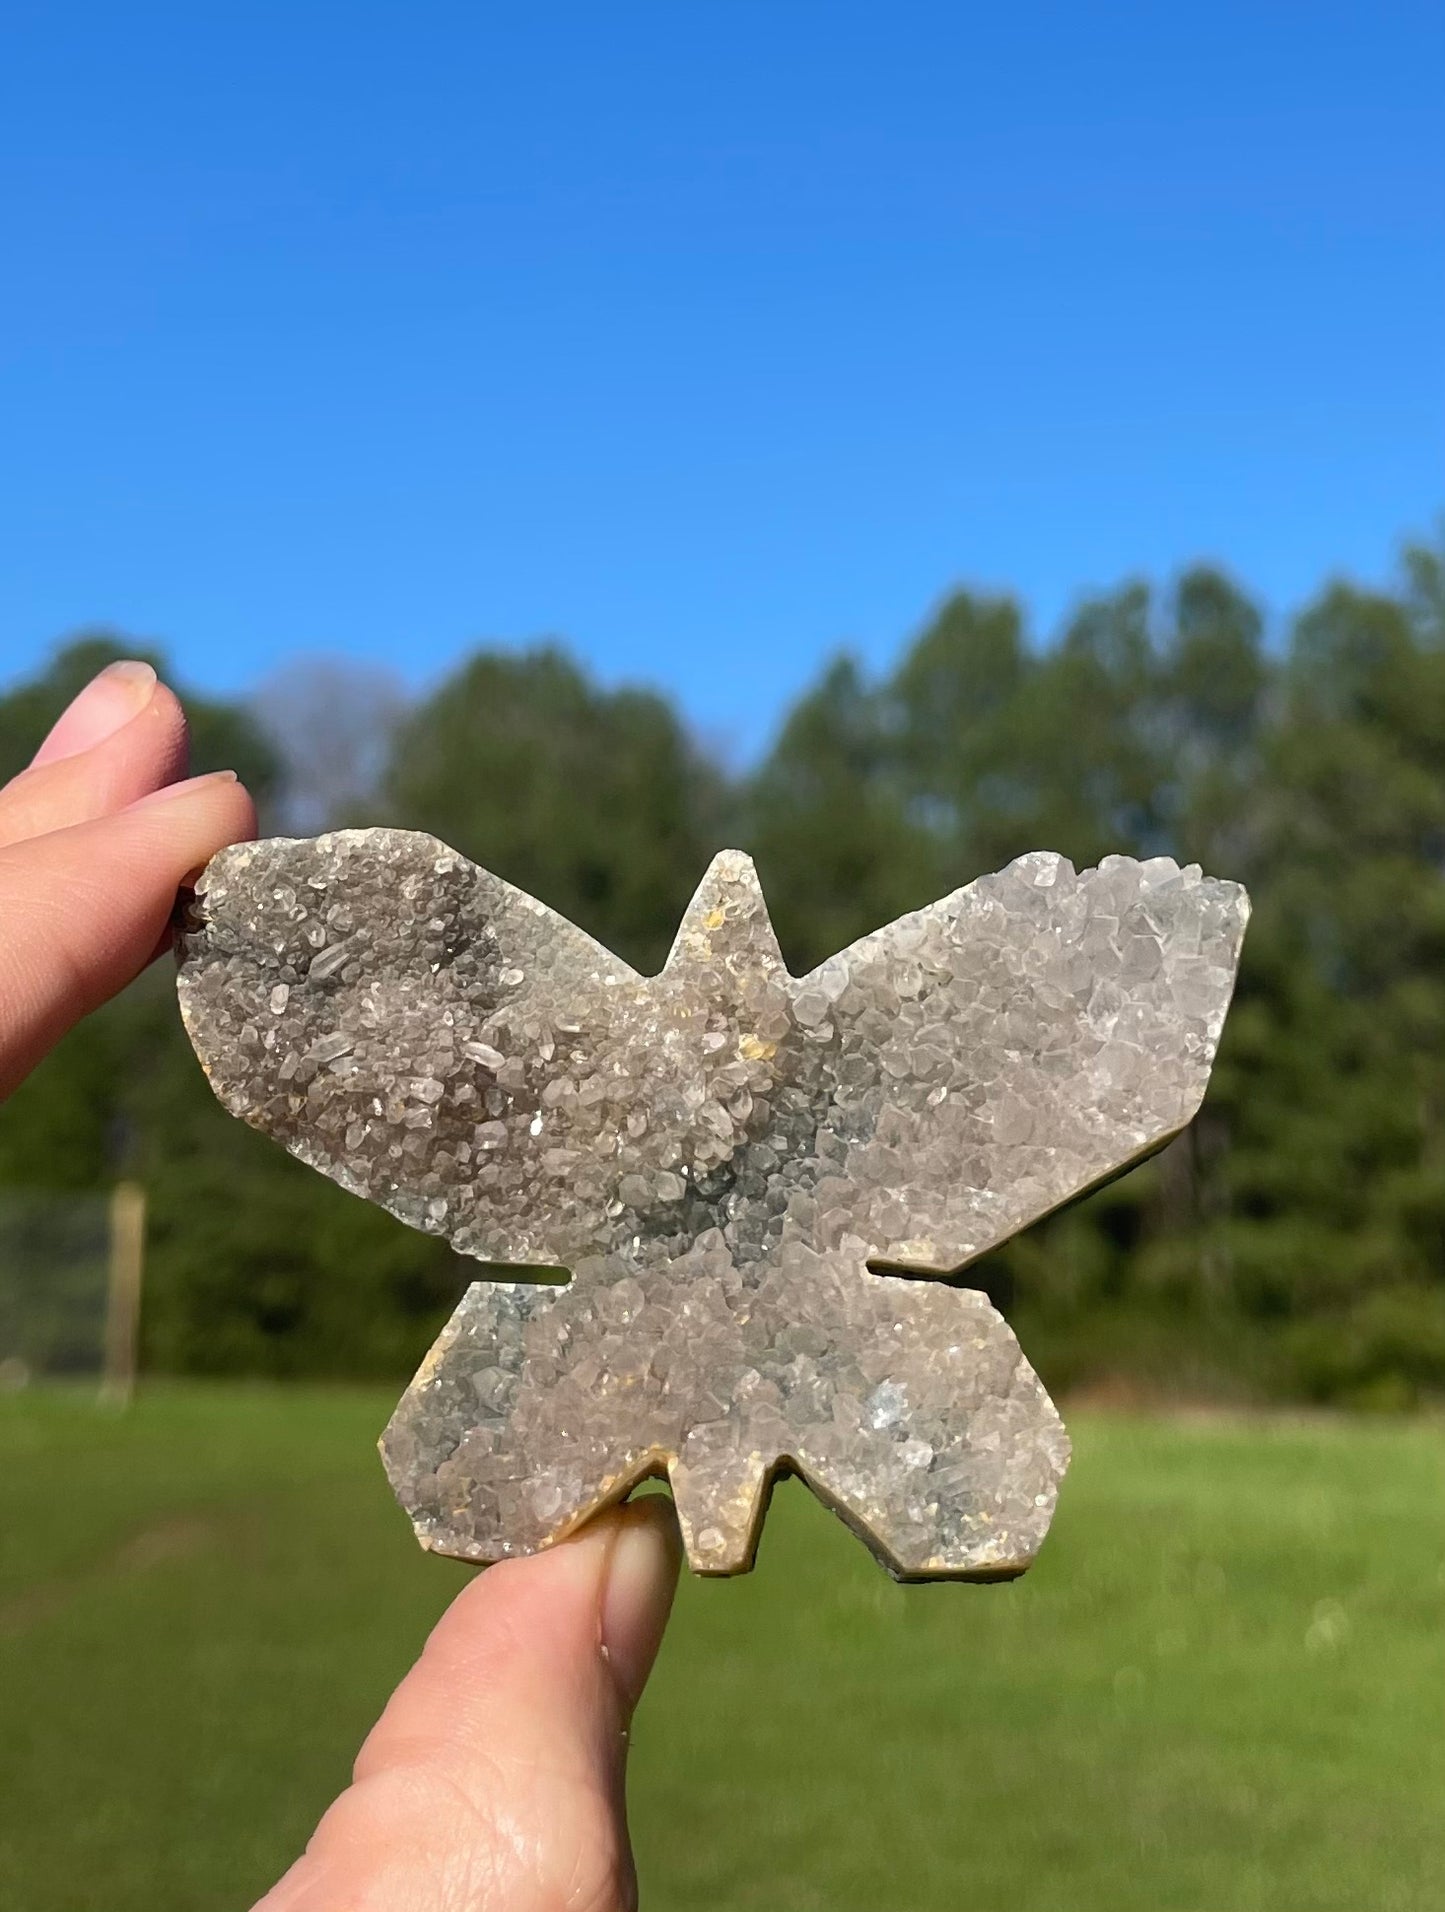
787 1273 1069 1580
379 1273 677 1564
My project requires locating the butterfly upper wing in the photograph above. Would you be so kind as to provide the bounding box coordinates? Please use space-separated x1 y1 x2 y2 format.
177 829 641 1266
792 851 1250 1274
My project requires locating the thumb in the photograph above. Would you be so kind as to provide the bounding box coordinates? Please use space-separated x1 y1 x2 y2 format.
256 1497 683 1912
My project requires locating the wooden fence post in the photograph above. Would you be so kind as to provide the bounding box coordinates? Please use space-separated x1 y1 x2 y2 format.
102 1182 146 1406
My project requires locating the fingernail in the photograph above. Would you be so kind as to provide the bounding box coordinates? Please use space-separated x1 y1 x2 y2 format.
32 660 159 766
599 1498 683 1712
126 769 239 810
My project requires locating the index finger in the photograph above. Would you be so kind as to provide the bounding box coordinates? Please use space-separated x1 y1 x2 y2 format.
0 773 257 1097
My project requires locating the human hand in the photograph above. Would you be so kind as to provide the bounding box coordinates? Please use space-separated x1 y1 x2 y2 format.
257 1501 680 1912
0 658 256 1094
3 660 684 1911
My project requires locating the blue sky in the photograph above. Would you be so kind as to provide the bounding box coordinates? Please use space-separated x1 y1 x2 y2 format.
3 2 1441 758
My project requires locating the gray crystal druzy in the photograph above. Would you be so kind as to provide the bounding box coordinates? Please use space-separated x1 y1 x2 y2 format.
177 832 1247 1579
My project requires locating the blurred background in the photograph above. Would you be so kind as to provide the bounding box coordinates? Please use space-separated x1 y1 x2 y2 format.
2 4 1443 1908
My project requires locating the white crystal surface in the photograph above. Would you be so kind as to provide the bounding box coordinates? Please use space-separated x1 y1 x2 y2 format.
177 833 1248 1578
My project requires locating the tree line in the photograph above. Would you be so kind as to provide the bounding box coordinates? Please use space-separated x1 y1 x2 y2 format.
3 528 1444 1406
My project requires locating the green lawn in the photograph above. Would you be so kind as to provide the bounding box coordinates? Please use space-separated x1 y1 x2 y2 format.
1 1389 1442 1911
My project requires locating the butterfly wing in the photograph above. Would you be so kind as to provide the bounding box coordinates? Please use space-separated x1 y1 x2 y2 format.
793 851 1250 1275
177 828 640 1267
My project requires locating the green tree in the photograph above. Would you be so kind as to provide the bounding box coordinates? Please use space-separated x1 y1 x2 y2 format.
8 529 1445 1407
742 655 934 971
386 646 723 973
1208 572 1445 1403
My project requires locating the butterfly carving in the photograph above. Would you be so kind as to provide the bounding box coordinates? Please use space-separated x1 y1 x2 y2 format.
177 832 1247 1579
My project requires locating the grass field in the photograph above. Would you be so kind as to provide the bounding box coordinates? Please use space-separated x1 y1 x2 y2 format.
2 1388 1443 1911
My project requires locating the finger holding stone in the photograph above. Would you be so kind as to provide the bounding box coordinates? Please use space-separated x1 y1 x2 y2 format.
0 663 190 851
0 771 256 1097
255 1499 682 1912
